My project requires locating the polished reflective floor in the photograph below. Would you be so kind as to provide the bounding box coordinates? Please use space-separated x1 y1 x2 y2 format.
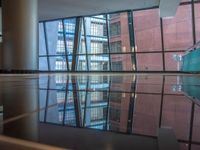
0 73 200 150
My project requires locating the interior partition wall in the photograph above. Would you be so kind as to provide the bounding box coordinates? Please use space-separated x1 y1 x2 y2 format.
39 1 200 72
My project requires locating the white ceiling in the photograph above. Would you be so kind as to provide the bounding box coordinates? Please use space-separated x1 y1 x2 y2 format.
38 0 160 21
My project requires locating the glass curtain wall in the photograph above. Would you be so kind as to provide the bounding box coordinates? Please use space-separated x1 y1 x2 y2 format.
39 1 200 72
39 19 76 71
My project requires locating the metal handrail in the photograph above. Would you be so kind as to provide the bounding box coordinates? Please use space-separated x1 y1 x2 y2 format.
184 41 200 56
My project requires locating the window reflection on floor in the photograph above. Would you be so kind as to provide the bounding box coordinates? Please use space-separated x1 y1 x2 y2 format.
39 74 200 149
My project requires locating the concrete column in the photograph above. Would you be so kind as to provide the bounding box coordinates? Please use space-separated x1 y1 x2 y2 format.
0 8 2 69
2 0 38 71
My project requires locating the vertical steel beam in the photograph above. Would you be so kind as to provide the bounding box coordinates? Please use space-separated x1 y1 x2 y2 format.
44 76 50 123
83 76 89 127
106 15 112 71
159 76 165 127
191 0 196 45
83 18 89 71
106 78 111 130
72 17 82 71
127 75 137 133
160 18 166 71
72 76 82 127
62 76 69 125
43 23 50 71
188 102 195 150
128 11 137 71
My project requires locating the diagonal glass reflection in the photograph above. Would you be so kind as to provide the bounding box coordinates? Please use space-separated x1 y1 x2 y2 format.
37 74 200 149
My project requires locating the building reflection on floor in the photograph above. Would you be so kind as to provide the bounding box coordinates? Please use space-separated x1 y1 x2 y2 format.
1 74 200 150
37 74 200 150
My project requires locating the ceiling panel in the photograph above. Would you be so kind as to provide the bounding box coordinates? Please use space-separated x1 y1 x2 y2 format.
38 0 159 21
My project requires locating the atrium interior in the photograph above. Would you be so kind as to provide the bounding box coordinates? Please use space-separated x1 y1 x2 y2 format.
0 0 200 150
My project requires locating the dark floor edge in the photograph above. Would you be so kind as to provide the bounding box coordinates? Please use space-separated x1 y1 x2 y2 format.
0 70 200 74
0 70 39 74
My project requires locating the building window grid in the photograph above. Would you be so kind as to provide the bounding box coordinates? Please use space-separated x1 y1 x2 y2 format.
58 21 63 32
37 1 200 144
91 42 104 54
65 22 76 33
57 40 65 53
110 22 121 37
55 59 67 70
39 1 198 72
110 41 122 53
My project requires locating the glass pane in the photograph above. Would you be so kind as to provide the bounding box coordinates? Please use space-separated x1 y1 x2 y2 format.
57 21 65 55
78 20 86 54
39 57 48 71
111 54 133 71
64 19 76 55
39 23 47 56
137 53 163 71
46 21 60 55
195 3 200 42
165 52 184 71
84 16 108 54
49 56 67 71
134 9 162 52
163 5 193 51
108 12 131 53
88 55 110 71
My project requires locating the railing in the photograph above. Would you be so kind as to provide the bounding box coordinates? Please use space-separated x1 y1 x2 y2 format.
184 41 200 56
